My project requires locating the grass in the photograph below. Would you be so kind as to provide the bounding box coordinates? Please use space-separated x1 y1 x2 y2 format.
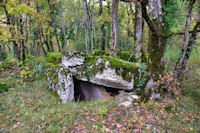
0 66 200 132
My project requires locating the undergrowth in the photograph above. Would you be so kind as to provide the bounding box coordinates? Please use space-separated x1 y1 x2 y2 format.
0 67 199 132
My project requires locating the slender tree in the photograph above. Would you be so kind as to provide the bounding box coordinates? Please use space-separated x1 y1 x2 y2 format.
174 0 199 83
110 0 119 56
134 0 143 62
99 0 106 51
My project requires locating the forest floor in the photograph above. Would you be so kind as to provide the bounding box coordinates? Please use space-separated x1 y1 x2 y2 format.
0 66 200 133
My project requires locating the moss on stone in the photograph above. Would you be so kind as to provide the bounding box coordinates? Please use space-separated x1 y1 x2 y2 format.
103 56 138 73
88 50 136 63
35 58 43 65
44 63 61 69
119 51 136 62
43 62 61 87
46 52 61 64
88 49 110 57
83 54 139 82
103 56 139 82
62 51 86 57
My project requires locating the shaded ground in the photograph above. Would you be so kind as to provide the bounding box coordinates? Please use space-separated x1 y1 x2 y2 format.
0 67 199 132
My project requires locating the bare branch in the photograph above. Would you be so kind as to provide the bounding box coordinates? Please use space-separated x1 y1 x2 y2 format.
165 30 200 38
141 2 158 36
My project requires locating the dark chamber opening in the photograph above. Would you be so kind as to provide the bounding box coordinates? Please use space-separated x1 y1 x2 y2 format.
73 78 122 101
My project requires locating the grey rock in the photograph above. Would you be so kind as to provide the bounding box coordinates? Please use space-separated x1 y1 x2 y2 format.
77 58 134 90
45 66 74 103
62 52 85 68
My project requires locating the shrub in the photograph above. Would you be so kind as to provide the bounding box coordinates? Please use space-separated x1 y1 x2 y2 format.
0 83 12 93
0 61 13 70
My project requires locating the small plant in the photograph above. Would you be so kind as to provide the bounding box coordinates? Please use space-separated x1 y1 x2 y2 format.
165 103 175 113
99 107 108 121
0 61 13 70
0 83 12 93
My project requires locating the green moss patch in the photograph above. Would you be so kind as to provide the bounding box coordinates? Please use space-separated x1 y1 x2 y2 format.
46 52 62 64
88 50 136 63
62 51 86 57
35 58 44 65
83 54 139 82
87 49 110 57
119 51 136 62
103 56 138 82
102 56 138 73
44 63 61 70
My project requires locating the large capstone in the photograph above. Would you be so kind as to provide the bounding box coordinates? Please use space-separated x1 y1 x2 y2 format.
76 58 135 90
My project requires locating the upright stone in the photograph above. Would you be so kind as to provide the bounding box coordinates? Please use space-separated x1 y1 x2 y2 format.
57 67 74 103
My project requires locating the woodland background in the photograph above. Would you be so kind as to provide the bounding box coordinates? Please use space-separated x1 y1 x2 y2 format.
0 0 200 132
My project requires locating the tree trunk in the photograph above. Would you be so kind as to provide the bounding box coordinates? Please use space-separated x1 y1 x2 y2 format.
41 30 51 52
107 1 111 49
19 17 26 61
99 0 106 51
91 16 94 51
3 5 20 60
174 0 197 82
55 33 61 52
84 20 89 54
126 3 131 51
39 31 47 56
58 0 68 51
48 0 61 52
141 0 167 100
134 0 143 62
110 0 119 56
0 41 7 61
49 33 54 52
84 0 93 53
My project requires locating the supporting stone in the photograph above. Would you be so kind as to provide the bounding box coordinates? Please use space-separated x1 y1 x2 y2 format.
45 66 74 103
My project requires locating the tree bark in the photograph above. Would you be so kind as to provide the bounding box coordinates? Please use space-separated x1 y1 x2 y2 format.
126 3 131 50
134 0 143 62
19 16 26 61
174 0 197 82
140 0 167 101
141 0 167 79
107 1 111 49
3 4 20 60
58 0 68 51
99 0 106 51
48 0 61 52
91 16 94 51
0 41 7 61
110 0 119 56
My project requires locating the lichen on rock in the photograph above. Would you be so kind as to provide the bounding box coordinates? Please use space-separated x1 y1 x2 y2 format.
44 52 74 103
